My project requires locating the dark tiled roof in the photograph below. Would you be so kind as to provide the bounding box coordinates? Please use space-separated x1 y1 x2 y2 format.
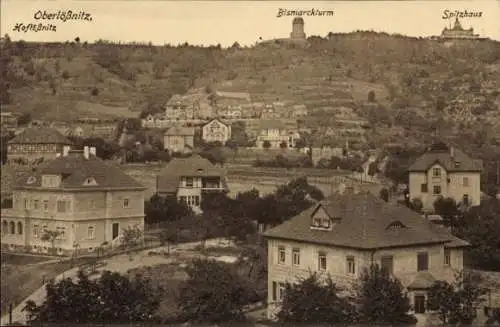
408 147 483 172
164 126 195 136
407 272 437 289
8 127 73 145
156 154 227 194
14 151 145 190
262 192 464 249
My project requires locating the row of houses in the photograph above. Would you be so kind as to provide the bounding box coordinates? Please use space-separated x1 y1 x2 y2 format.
1 141 491 319
158 91 309 122
163 118 301 153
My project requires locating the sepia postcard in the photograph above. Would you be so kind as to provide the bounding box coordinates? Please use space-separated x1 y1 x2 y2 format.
1 0 499 326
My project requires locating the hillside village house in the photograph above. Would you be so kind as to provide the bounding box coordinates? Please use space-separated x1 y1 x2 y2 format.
202 119 231 145
165 94 193 120
156 154 228 213
163 126 195 154
1 146 146 256
7 127 74 163
256 120 300 149
262 191 470 320
408 144 483 212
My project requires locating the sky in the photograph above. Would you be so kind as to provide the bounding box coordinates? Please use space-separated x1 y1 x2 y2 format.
1 1 499 46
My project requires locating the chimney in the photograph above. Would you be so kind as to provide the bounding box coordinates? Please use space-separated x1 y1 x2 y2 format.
62 145 71 157
89 146 96 156
83 146 90 159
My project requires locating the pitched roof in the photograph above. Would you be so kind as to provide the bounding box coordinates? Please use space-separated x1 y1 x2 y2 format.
262 192 466 250
8 127 73 145
215 91 251 101
157 154 227 193
14 151 145 191
164 126 195 136
407 272 437 290
408 146 483 172
203 119 230 128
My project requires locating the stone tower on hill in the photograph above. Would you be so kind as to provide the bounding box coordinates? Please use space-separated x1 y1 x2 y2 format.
290 17 306 40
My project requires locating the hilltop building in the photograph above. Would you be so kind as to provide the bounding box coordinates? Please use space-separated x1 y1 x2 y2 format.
1 146 146 256
440 17 480 39
408 143 483 212
7 128 74 163
290 17 306 40
256 120 300 149
156 154 229 213
163 126 195 154
262 191 469 319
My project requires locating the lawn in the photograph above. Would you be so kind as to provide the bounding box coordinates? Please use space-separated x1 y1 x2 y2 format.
0 253 52 265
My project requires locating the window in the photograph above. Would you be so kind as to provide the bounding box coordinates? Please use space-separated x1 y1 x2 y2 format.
318 251 327 271
432 167 441 177
43 200 49 212
33 200 39 210
185 177 194 187
2 221 7 234
42 225 48 234
278 282 286 301
123 198 130 208
433 185 442 195
347 256 356 275
17 222 23 235
57 200 67 213
421 183 428 193
414 295 426 314
312 218 321 227
292 248 300 266
87 226 95 240
33 225 39 237
9 221 15 234
381 255 394 275
417 252 429 271
278 246 286 264
463 177 469 187
89 199 95 209
179 196 187 204
444 249 451 266
24 198 29 210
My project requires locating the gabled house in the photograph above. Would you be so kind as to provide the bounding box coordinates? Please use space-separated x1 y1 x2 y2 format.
1 146 146 256
262 191 469 320
7 127 74 163
156 154 229 213
202 119 231 145
163 126 195 154
408 144 483 212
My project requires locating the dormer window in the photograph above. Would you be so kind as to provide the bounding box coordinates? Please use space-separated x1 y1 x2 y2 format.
386 221 406 231
454 161 461 168
82 177 98 186
432 167 441 177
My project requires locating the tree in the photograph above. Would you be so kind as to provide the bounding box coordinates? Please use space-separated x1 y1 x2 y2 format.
279 141 288 149
411 197 423 212
23 270 162 323
121 225 143 259
41 230 62 253
453 199 500 271
433 196 459 227
427 271 487 324
262 140 271 149
358 264 416 325
368 161 379 177
177 258 255 323
368 90 376 102
379 188 389 202
17 113 32 126
144 194 193 225
277 272 358 324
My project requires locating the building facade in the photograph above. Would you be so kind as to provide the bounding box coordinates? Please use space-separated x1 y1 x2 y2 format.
440 17 480 40
202 119 232 145
408 144 483 212
156 154 228 213
256 120 299 149
7 127 74 163
263 191 469 319
163 126 195 154
1 147 146 256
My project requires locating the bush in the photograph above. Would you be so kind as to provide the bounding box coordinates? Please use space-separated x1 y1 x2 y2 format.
61 70 70 79
90 87 99 96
